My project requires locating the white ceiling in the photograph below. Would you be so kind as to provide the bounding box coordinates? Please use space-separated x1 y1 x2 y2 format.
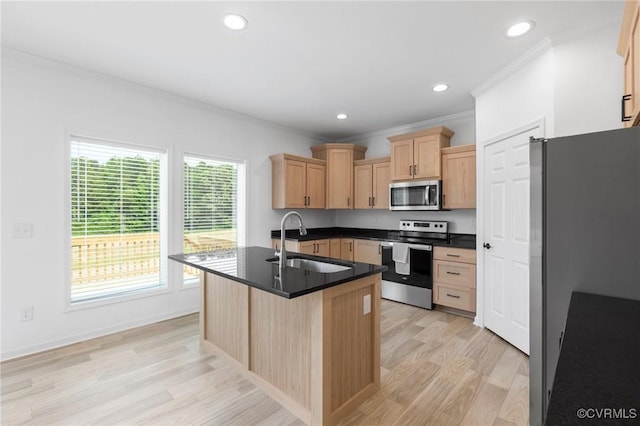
1 1 624 139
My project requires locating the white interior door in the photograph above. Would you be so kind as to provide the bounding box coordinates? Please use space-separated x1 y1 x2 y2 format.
482 125 540 355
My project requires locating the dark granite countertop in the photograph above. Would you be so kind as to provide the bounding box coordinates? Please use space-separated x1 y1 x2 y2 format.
169 246 387 299
270 227 476 249
545 292 640 425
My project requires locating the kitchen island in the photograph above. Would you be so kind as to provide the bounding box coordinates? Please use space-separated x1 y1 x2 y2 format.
169 246 386 426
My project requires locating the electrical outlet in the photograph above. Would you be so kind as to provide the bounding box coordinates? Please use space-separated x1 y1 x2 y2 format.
363 294 371 315
13 223 33 239
21 306 34 322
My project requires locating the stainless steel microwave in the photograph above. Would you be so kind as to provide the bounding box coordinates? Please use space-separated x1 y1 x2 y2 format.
389 180 441 211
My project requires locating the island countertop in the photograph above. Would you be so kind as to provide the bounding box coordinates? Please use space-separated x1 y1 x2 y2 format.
169 246 387 299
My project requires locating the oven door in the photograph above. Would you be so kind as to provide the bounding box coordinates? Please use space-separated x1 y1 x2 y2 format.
389 180 441 211
381 242 434 309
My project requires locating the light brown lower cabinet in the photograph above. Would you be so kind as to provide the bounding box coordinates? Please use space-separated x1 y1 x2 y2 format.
340 238 354 261
200 271 381 425
433 246 476 313
353 239 382 265
330 238 341 259
272 239 329 256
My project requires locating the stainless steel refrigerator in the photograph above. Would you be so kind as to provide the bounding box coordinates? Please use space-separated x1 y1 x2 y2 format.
529 126 640 425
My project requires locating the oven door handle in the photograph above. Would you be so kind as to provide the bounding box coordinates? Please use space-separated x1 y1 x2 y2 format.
380 242 432 251
408 244 432 251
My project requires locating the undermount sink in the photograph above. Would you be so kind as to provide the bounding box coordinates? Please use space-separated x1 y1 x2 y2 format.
269 257 352 273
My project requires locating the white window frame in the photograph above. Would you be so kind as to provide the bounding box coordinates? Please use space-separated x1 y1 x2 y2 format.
181 152 246 287
64 134 169 311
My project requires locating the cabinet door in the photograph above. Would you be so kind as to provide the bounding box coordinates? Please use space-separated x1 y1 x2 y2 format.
327 148 353 209
298 241 316 255
315 240 330 257
353 164 373 209
353 239 382 265
329 238 341 259
306 163 326 208
340 238 354 261
272 239 297 252
413 135 441 179
442 150 476 209
390 139 414 180
284 160 307 208
625 43 635 128
372 162 390 209
633 8 640 123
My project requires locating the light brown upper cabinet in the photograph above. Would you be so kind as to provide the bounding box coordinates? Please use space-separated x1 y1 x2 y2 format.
270 154 326 209
618 0 640 127
441 145 476 209
388 126 454 181
311 144 367 209
353 157 391 209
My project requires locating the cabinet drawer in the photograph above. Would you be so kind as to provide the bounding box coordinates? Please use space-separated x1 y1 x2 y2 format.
433 246 476 264
433 260 476 288
434 283 475 312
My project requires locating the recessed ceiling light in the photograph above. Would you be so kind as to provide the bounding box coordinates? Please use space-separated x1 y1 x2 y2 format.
336 113 348 120
432 84 448 92
223 14 248 30
506 21 535 38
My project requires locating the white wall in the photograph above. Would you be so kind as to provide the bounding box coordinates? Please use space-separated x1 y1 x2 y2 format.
343 110 476 158
0 50 331 360
553 21 622 137
475 44 555 143
334 110 477 233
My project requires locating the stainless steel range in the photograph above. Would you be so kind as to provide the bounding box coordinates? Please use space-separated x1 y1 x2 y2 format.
380 220 448 309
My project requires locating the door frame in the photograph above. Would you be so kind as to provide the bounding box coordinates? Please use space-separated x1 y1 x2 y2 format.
475 118 546 328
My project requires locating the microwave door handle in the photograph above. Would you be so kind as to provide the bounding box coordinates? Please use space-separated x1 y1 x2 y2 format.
425 186 430 205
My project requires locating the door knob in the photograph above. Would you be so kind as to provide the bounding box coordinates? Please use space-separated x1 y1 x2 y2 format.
483 243 492 249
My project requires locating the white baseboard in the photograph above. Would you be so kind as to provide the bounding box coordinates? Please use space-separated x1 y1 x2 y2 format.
1 307 199 361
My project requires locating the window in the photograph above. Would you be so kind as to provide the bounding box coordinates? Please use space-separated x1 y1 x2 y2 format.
183 155 241 281
70 137 167 303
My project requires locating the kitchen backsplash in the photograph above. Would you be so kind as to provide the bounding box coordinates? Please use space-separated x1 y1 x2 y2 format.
333 209 476 234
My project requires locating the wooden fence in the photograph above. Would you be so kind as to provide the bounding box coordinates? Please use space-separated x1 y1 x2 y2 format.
71 231 236 286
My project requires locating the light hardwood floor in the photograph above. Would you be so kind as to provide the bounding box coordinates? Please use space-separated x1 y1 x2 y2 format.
1 300 529 425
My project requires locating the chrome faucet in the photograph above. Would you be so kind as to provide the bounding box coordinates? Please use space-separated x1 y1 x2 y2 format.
276 211 307 266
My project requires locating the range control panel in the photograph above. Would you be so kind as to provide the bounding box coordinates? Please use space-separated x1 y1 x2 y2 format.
399 220 448 234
